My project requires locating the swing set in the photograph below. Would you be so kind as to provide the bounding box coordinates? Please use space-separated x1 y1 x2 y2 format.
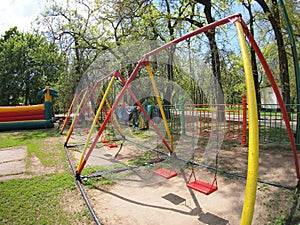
61 13 300 225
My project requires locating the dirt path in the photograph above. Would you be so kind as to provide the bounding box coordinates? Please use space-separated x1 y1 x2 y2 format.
88 172 245 225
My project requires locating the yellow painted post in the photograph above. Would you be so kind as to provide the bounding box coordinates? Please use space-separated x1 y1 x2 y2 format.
146 64 174 152
77 76 115 170
235 22 259 225
44 86 52 102
64 90 89 144
99 87 124 137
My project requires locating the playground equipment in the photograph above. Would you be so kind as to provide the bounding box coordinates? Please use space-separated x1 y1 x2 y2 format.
186 132 220 195
0 86 57 131
62 13 300 225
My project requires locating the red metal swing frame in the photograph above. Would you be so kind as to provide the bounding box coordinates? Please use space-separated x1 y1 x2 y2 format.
75 13 300 189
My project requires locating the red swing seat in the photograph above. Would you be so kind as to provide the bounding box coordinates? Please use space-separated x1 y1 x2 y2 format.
101 139 117 148
106 143 118 148
186 169 218 195
186 180 218 195
153 167 178 179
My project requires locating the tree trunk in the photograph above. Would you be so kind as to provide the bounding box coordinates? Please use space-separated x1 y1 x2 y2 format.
196 0 222 84
165 46 175 102
165 0 175 102
256 0 291 109
196 0 225 121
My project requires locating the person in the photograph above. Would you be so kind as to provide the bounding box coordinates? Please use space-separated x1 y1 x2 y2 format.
138 99 149 130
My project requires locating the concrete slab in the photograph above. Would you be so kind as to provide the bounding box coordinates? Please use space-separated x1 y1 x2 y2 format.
0 146 27 180
0 160 26 176
0 146 27 163
73 148 117 167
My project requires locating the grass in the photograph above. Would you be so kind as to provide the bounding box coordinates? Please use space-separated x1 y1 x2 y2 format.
261 187 300 225
127 150 156 165
259 126 291 144
80 164 126 187
0 173 90 224
0 129 95 225
0 129 62 167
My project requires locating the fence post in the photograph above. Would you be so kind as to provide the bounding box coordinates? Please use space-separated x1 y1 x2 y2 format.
180 97 186 136
242 93 247 146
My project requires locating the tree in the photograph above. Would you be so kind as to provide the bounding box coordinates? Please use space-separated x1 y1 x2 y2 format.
278 0 300 105
34 0 256 108
241 0 261 113
256 0 291 108
37 0 103 110
152 0 189 101
38 0 154 109
0 27 65 105
0 28 21 105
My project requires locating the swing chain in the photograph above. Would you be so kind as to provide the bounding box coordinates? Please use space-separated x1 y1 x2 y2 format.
187 148 220 188
187 164 197 183
212 150 220 186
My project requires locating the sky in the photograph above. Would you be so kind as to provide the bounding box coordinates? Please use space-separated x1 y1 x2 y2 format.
0 0 46 35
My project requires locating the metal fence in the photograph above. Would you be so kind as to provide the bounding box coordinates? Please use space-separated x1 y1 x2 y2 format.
258 104 298 145
166 103 245 143
166 101 299 146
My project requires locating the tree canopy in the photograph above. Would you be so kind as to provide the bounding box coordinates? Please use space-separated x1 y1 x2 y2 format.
0 27 65 106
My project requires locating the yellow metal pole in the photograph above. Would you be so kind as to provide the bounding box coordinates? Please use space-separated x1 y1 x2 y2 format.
60 95 77 134
87 105 102 128
65 90 88 144
146 64 174 152
235 22 259 225
99 87 124 137
77 76 115 170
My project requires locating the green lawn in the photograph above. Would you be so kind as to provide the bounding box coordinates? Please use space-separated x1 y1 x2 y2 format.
0 129 94 225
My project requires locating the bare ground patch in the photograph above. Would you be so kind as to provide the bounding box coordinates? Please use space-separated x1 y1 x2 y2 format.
0 136 64 180
69 140 300 225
